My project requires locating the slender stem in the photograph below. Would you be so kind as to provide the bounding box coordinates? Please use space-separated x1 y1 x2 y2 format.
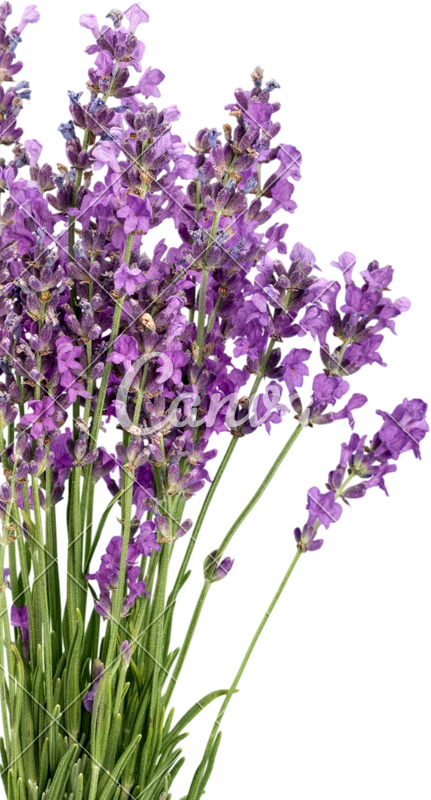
187 179 202 324
164 423 304 707
249 338 276 398
133 360 149 427
82 282 95 428
188 549 302 800
45 463 61 650
168 437 238 609
217 424 303 558
195 179 201 222
163 582 210 707
79 266 128 608
337 471 356 496
196 211 222 364
206 295 222 336
68 128 90 310
105 465 134 668
31 475 53 715
220 550 301 715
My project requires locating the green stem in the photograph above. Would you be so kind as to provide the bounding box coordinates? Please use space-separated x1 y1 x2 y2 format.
163 582 210 708
167 437 238 609
45 464 61 651
168 333 287 612
105 466 134 668
337 471 356 496
133 360 149 428
195 179 201 222
82 282 95 428
31 475 53 716
206 295 222 337
68 128 90 310
164 423 304 708
196 211 222 365
188 548 302 800
78 225 133 575
217 423 303 558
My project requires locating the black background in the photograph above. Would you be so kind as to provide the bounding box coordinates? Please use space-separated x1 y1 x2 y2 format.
10 1 431 800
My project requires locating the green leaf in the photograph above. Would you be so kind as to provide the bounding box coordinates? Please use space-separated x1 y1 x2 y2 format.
28 780 39 800
57 733 66 764
163 706 175 739
53 678 62 710
65 609 84 740
74 773 84 800
17 777 25 800
80 657 90 691
82 609 100 667
46 743 78 800
38 738 49 795
97 734 142 800
52 652 67 687
7 770 17 800
48 705 62 774
18 508 36 537
89 675 111 764
0 737 8 787
146 750 187 800
187 730 223 800
104 713 121 774
162 690 232 751
21 669 37 784
160 648 179 690
129 658 143 693
50 630 59 672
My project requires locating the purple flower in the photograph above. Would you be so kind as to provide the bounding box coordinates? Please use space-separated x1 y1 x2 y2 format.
306 487 343 529
107 335 140 372
58 121 76 141
373 398 429 461
138 67 165 98
312 374 349 407
3 569 10 589
83 659 104 712
117 195 152 234
24 138 42 167
294 525 324 552
120 640 131 662
114 262 145 295
57 336 83 387
282 348 311 394
95 49 114 75
136 521 161 556
11 604 29 642
215 556 234 580
51 429 73 486
20 398 57 439
14 5 40 35
124 5 150 32
87 525 153 618
79 13 100 38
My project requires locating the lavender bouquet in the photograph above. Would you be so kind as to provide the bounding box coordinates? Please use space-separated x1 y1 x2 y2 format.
0 3 427 799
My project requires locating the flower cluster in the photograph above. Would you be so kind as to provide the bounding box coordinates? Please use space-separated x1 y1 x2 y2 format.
85 519 160 618
0 5 426 800
294 398 429 552
0 0 422 664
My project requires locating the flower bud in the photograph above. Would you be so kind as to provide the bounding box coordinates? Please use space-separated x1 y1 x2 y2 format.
0 483 12 503
204 550 234 582
174 518 193 539
91 362 104 380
